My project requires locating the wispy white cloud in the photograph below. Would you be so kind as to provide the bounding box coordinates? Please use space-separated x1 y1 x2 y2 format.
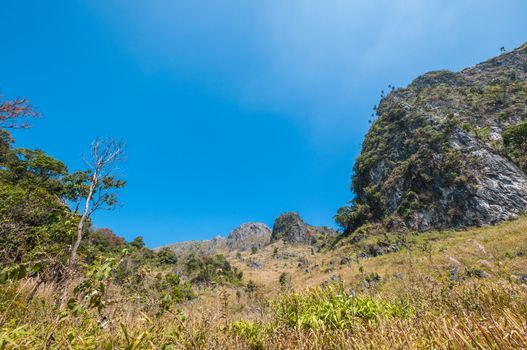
86 0 527 146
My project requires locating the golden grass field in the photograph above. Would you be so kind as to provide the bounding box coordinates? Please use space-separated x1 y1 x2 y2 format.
2 216 527 349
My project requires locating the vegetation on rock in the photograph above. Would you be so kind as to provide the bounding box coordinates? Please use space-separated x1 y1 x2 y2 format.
337 42 527 234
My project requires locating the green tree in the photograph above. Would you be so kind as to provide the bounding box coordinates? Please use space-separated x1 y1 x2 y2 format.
0 110 72 277
130 236 145 249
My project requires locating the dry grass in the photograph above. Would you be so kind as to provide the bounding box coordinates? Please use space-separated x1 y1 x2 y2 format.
2 216 527 349
230 215 527 295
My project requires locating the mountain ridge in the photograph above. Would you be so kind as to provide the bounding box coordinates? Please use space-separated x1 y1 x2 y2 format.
159 213 339 254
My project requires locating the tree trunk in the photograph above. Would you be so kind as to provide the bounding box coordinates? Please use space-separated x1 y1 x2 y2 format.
59 176 96 309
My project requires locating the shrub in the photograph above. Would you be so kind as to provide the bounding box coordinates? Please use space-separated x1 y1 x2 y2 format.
363 272 381 284
503 121 527 172
229 320 264 350
157 248 178 265
186 254 243 285
272 285 412 330
156 273 194 311
246 280 256 294
279 272 289 290
86 228 126 254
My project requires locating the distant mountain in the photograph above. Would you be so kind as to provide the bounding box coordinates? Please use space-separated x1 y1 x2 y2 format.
159 213 338 254
337 43 527 233
158 222 271 255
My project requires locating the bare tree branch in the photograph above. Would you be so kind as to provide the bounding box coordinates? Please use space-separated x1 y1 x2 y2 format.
60 137 126 309
0 96 39 129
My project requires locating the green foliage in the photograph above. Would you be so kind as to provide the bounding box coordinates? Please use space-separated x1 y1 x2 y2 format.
156 273 194 309
503 121 527 145
0 135 76 278
334 206 352 229
272 284 412 330
185 254 201 273
503 121 527 172
156 248 178 265
68 252 127 315
334 203 371 233
363 272 381 284
0 127 129 284
246 280 256 294
0 261 45 285
229 320 264 350
185 254 243 286
130 236 145 249
461 123 492 142
0 325 38 349
279 272 289 290
84 228 126 262
483 83 507 105
398 190 419 219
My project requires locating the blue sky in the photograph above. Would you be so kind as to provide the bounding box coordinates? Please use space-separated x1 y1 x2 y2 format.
1 1 526 247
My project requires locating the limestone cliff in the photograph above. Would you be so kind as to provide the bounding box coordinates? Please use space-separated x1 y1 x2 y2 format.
337 43 527 233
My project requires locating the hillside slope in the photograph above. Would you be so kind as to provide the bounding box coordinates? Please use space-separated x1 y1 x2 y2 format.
6 214 527 349
338 43 527 233
229 214 527 298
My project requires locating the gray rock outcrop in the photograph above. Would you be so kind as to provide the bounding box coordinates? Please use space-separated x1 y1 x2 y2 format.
271 212 312 243
158 222 271 255
339 42 527 233
226 223 271 251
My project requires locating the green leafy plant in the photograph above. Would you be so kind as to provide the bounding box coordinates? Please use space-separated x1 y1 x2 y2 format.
272 284 412 330
67 250 128 316
229 320 264 350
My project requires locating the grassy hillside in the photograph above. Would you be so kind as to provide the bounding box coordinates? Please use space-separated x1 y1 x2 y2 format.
2 46 527 348
2 216 527 349
230 215 527 297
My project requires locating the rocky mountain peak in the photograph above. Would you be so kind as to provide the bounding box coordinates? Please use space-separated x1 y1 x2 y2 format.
271 212 310 243
226 223 271 251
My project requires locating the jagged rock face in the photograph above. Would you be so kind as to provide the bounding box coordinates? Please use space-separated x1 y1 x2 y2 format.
343 43 527 232
158 223 271 255
271 212 310 243
226 223 271 251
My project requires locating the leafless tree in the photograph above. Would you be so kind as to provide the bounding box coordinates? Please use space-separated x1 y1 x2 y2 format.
60 137 126 308
0 96 38 129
